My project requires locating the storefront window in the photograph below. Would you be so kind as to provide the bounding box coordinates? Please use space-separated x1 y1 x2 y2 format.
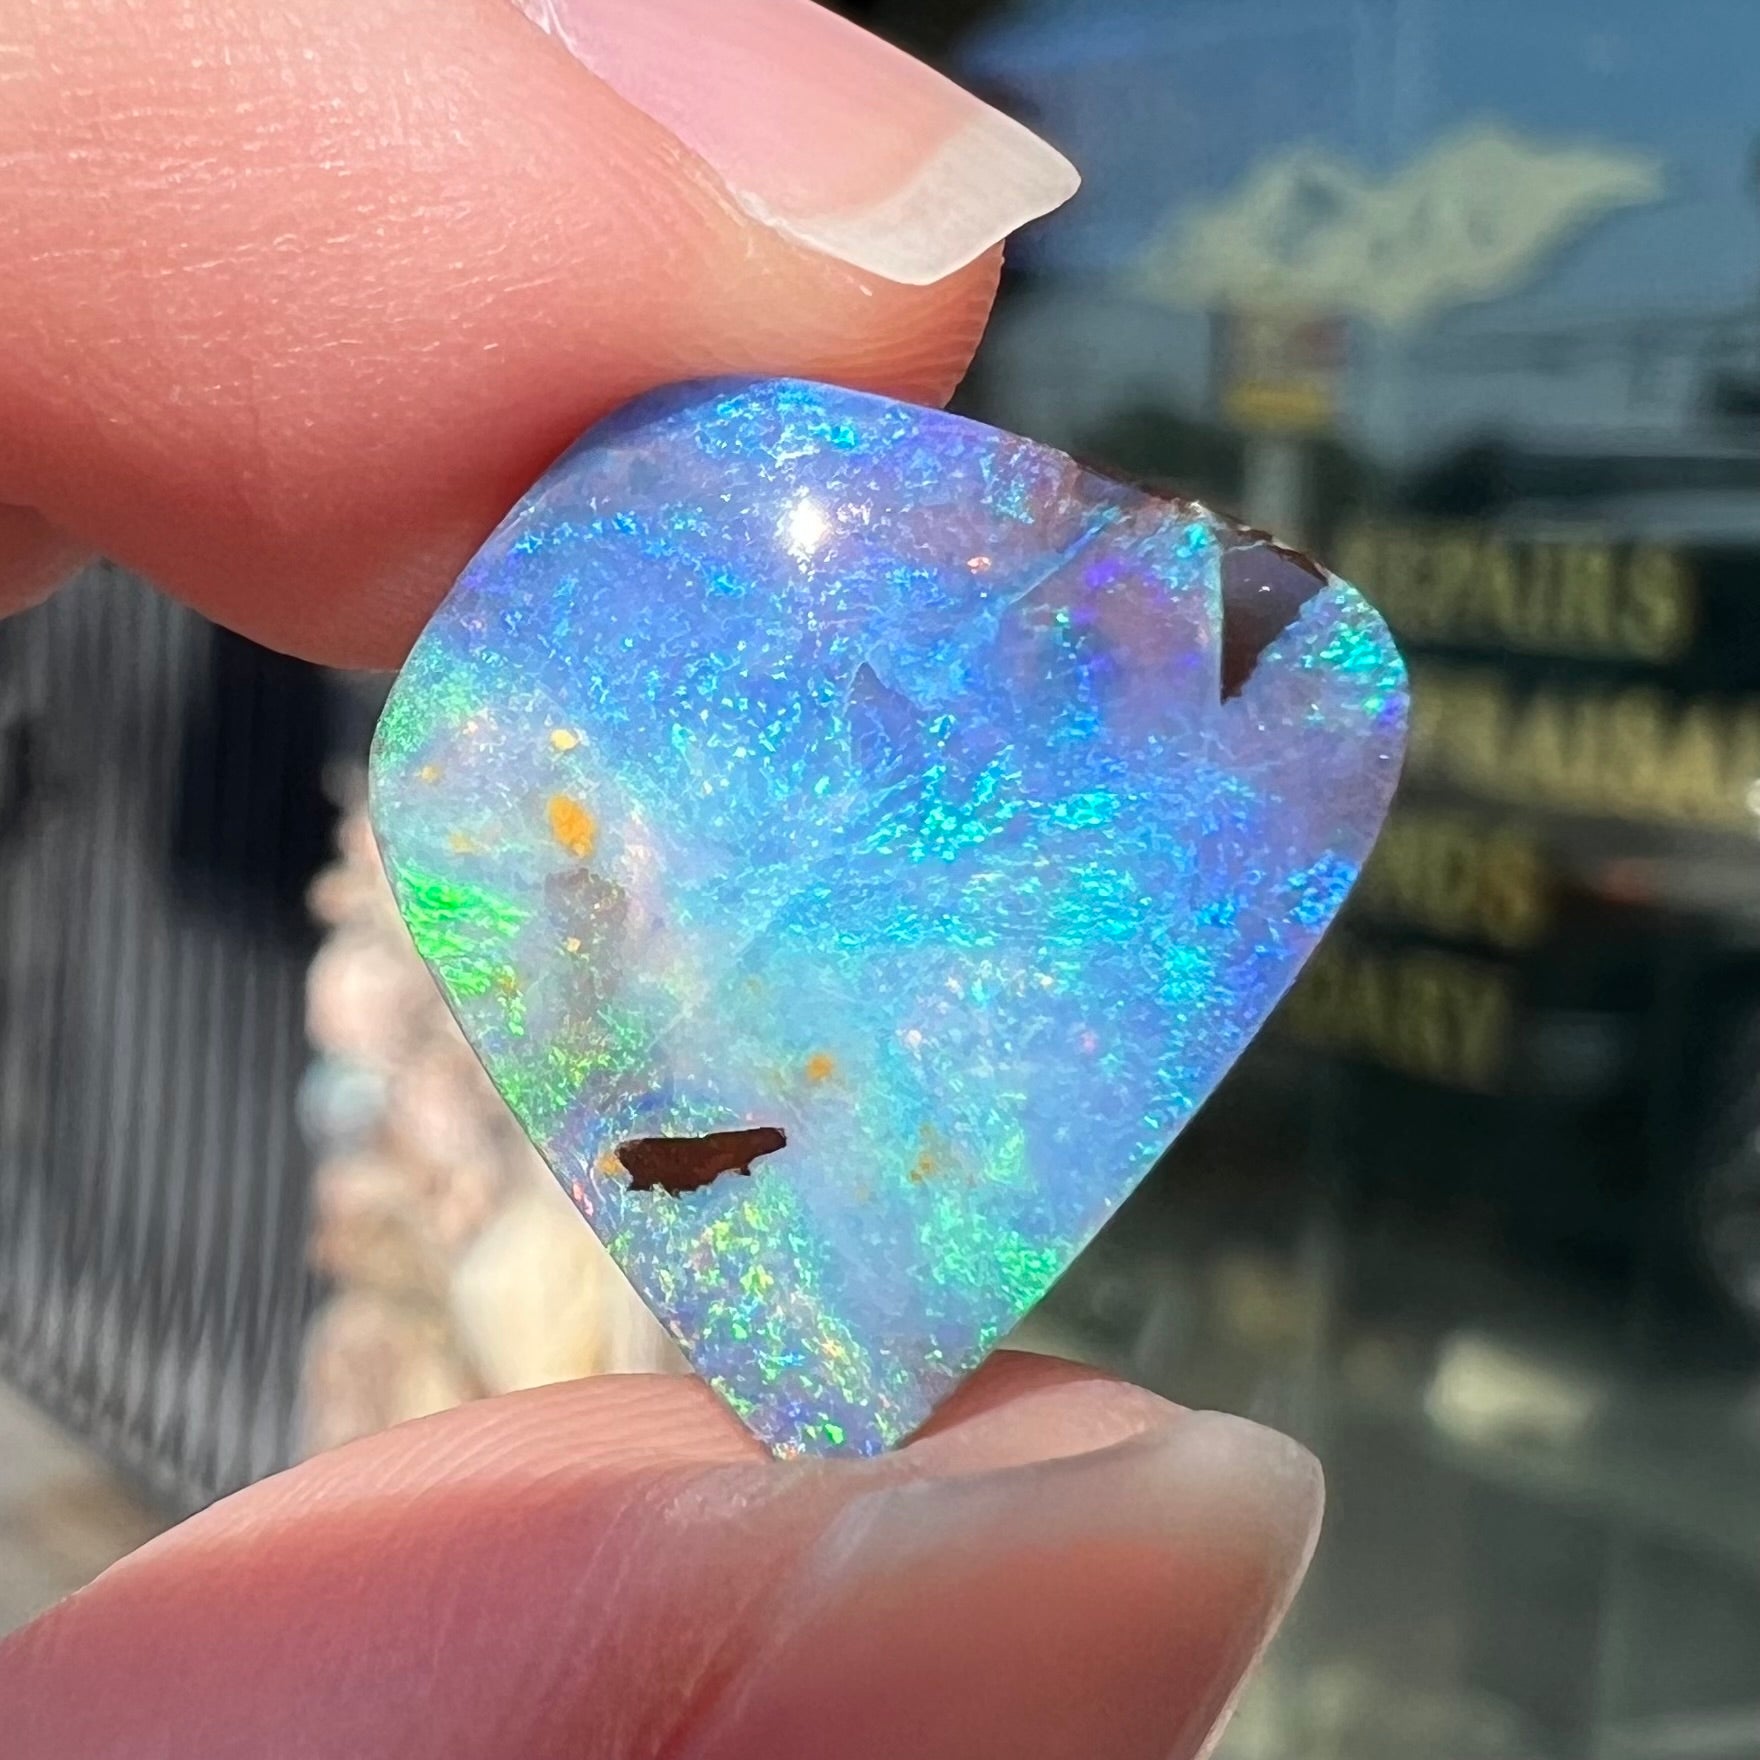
845 1 1760 1752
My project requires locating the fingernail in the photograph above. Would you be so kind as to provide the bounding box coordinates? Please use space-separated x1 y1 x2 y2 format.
512 0 1080 285
694 1411 1323 1760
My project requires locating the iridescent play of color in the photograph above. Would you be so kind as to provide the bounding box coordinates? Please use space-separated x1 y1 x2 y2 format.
370 378 1407 1456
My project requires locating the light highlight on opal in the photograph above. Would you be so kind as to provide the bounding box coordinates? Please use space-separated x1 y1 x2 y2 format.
370 378 1407 1456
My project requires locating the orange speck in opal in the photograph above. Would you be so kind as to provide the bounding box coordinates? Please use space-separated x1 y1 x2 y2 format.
417 764 441 783
550 728 580 751
547 794 597 859
907 1127 946 1185
804 1052 837 1084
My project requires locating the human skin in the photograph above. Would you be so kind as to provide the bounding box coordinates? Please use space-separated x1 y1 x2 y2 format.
0 3 1324 1754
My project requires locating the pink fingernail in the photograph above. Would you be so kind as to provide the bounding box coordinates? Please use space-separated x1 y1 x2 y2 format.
514 0 1080 286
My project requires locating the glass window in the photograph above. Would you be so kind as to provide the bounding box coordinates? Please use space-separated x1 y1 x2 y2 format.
842 1 1760 1752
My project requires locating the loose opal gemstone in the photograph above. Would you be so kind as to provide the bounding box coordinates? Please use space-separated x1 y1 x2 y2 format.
370 378 1407 1456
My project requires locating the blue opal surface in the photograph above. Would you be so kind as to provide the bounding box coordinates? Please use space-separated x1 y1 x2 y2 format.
369 378 1407 1456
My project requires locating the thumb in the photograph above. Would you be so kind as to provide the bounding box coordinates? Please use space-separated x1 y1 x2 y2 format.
0 1354 1321 1760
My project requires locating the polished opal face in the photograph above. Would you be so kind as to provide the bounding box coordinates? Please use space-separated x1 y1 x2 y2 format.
370 378 1407 1456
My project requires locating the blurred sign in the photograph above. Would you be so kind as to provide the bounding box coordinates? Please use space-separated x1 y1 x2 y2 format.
1335 523 1760 836
1278 515 1760 1098
1139 123 1663 329
1336 525 1695 664
1214 309 1346 434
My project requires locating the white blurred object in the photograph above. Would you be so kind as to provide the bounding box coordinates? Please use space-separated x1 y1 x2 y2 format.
301 1292 481 1456
308 1151 455 1302
1138 123 1663 329
1424 1331 1608 1450
452 1179 681 1395
306 929 433 1072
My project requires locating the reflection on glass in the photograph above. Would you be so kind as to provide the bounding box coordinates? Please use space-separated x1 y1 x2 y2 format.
918 0 1760 1753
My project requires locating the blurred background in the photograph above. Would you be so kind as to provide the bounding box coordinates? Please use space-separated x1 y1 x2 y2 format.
3 0 1759 1754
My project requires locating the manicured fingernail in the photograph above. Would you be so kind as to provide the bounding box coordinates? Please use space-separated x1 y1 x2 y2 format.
513 0 1080 285
693 1411 1324 1760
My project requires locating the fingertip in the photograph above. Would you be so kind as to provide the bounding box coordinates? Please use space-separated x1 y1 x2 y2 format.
692 1406 1323 1760
905 1347 1184 1472
0 506 88 618
0 1359 1322 1760
261 243 1004 670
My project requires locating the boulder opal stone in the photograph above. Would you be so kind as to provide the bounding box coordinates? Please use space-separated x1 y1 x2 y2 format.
370 378 1407 1455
